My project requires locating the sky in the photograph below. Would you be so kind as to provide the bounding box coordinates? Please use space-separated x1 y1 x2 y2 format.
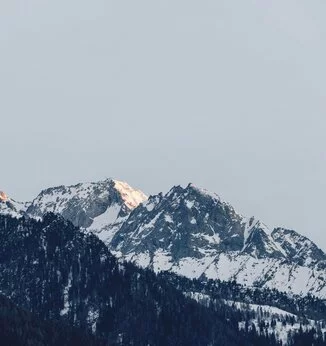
1 1 326 249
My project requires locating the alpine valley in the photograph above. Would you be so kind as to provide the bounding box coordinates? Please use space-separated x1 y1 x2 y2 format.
1 178 326 345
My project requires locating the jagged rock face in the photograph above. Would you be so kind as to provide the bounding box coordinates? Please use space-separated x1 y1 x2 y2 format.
111 184 326 298
242 219 285 259
111 184 286 262
272 228 326 269
26 179 147 243
112 184 246 261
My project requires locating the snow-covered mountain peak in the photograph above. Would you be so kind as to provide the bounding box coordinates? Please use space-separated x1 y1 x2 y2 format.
186 183 222 203
143 193 164 212
243 217 271 238
110 183 326 297
165 183 223 204
271 227 326 268
113 179 147 210
164 183 234 213
238 217 286 259
27 178 146 217
0 191 30 219
0 191 8 202
25 178 147 244
111 184 249 272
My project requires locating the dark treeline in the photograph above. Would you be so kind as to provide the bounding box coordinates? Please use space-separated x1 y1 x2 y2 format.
0 294 105 346
0 213 325 345
0 213 272 345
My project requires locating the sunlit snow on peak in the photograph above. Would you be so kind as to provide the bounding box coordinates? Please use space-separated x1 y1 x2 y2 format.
0 191 8 202
113 180 147 210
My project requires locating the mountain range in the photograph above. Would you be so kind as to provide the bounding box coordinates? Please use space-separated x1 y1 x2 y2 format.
1 178 326 298
1 178 326 345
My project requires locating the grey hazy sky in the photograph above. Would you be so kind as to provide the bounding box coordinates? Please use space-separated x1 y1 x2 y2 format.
1 1 326 249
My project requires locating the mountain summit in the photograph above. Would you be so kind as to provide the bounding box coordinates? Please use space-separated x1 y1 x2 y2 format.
0 191 8 202
26 178 147 243
0 190 29 218
110 183 326 298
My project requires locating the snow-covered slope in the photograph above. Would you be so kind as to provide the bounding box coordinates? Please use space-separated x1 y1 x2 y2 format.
111 184 326 298
26 179 147 243
222 299 325 345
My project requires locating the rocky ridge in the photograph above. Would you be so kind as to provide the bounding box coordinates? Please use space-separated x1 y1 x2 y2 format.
2 180 326 298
